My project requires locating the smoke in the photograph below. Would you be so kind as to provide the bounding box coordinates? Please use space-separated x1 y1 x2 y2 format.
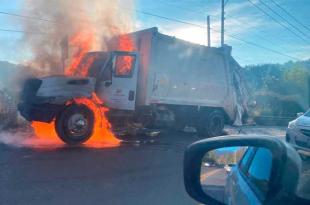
0 127 64 149
21 0 135 75
0 123 121 149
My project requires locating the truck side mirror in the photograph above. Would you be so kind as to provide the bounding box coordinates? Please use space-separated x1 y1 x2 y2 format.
104 81 112 87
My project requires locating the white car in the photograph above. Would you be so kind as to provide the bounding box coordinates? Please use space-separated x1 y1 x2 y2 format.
224 164 232 173
286 109 310 157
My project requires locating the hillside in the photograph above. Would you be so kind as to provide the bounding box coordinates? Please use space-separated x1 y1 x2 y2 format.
0 61 33 93
243 59 310 117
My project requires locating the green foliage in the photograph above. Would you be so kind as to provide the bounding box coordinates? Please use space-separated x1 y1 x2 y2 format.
243 59 310 117
202 151 217 164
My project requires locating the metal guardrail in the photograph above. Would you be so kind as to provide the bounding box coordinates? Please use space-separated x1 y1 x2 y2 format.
254 115 296 120
254 115 295 126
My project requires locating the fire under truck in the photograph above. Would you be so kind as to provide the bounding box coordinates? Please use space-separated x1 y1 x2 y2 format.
18 27 248 145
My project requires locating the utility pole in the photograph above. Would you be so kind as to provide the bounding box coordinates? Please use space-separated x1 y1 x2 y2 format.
207 15 211 47
221 0 225 47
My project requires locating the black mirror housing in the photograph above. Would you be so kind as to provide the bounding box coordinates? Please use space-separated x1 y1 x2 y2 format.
183 135 303 205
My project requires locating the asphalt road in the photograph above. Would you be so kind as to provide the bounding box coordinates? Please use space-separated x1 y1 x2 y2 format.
1 126 308 205
201 167 227 203
0 130 200 205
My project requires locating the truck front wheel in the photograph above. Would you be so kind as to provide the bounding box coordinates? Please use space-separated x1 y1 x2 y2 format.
197 110 224 137
55 104 94 145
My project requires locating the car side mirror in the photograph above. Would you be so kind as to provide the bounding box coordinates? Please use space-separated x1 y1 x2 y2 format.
297 112 304 117
184 135 303 205
104 81 112 87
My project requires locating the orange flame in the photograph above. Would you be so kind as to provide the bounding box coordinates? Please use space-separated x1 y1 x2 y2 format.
73 93 120 148
118 35 135 52
31 121 61 143
31 93 120 148
115 35 135 75
115 55 135 76
31 30 121 147
65 30 96 77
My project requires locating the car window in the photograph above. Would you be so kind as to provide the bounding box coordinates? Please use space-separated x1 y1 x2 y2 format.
247 147 273 199
113 55 136 77
239 147 256 173
87 53 108 77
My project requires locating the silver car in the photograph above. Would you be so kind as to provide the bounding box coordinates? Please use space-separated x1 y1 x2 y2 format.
286 109 310 157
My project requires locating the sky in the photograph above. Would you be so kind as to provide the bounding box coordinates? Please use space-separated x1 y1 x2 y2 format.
0 0 309 66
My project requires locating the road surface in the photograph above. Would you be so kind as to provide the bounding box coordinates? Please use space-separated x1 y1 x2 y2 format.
0 130 200 205
201 167 227 203
0 125 298 205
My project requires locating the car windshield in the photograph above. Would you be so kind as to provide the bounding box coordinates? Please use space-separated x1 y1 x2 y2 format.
0 0 309 205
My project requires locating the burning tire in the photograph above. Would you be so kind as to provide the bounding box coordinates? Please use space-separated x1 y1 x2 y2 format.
197 110 224 137
55 104 94 145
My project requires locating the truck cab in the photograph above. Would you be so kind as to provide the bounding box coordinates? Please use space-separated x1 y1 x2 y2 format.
88 51 139 111
18 50 139 145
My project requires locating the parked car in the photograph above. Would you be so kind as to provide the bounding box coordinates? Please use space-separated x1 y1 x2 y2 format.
286 109 310 157
224 164 233 174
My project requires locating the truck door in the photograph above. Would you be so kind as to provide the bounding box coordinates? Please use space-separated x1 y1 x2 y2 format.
97 51 138 111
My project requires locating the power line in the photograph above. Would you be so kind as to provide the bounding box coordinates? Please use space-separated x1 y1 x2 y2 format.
155 0 222 20
226 14 298 49
214 28 301 61
0 28 47 35
224 0 230 7
152 1 306 58
269 0 310 33
226 16 289 49
258 0 310 39
0 11 56 23
0 8 302 61
136 10 301 61
135 9 206 28
145 1 304 49
246 0 309 43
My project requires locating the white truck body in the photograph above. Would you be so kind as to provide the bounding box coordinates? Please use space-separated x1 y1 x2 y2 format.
102 27 246 123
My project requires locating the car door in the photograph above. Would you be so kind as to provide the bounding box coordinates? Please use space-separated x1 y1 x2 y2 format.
231 147 273 205
97 51 139 111
229 147 257 205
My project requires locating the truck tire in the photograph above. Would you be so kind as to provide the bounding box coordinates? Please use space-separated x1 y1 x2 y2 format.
55 104 94 145
197 110 224 137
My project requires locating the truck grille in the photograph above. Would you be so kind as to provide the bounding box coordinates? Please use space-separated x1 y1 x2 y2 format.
300 129 310 137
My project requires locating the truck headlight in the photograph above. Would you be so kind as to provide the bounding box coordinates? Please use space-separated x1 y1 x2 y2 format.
288 120 296 129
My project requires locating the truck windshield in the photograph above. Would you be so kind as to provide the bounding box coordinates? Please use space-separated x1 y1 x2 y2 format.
87 53 108 77
113 55 136 77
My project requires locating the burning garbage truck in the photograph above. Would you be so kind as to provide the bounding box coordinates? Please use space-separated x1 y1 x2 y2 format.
18 27 248 145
